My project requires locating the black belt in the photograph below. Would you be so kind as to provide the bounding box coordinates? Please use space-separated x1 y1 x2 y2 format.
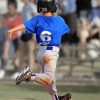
39 44 60 47
47 46 53 50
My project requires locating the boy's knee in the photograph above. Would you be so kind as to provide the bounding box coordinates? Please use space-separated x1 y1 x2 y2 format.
35 72 54 85
44 73 54 85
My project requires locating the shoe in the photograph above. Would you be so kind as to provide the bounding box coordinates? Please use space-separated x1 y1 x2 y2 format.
11 72 20 80
58 93 71 100
0 70 5 79
16 66 32 85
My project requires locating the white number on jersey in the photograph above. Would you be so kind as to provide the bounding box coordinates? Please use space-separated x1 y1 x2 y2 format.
40 31 52 45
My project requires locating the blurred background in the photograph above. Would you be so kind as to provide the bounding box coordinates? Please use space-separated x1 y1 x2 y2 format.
0 0 100 100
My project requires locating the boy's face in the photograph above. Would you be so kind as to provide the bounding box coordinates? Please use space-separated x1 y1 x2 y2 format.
8 4 17 15
21 0 28 3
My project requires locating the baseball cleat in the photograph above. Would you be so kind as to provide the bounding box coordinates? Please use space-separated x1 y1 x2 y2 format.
16 66 32 85
58 93 71 100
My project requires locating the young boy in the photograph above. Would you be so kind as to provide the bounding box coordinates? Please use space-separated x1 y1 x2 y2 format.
8 0 71 100
18 0 37 74
0 16 8 79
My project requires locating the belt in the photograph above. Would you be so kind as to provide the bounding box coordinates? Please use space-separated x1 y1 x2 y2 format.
46 46 60 52
47 46 53 50
39 44 60 47
39 46 60 53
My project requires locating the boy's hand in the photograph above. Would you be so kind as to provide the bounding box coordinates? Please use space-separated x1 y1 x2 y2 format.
7 24 25 40
8 30 18 40
8 30 13 39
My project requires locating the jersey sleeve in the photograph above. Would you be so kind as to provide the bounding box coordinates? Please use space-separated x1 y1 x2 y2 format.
62 21 70 35
23 16 38 33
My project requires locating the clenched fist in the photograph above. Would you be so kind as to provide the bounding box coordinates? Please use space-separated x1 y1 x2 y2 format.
8 30 18 40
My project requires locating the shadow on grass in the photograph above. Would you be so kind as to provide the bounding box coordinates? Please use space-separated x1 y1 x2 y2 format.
57 85 100 93
5 82 100 94
16 98 36 100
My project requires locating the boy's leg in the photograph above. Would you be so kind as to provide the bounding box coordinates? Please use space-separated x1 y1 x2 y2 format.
0 57 7 79
45 77 59 100
16 52 59 100
16 65 71 100
33 53 59 100
16 56 56 84
34 52 60 100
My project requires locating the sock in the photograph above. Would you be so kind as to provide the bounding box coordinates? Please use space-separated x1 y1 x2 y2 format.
31 72 36 80
51 94 59 100
31 72 36 76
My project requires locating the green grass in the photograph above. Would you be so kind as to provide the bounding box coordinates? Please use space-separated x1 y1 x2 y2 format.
0 81 100 100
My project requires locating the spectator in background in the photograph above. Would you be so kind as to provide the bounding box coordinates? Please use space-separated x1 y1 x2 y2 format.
88 0 100 37
76 0 100 59
17 0 37 71
76 0 91 18
77 18 91 59
77 19 100 59
57 0 78 56
89 0 100 34
0 16 9 79
3 0 22 78
21 0 37 21
89 0 100 22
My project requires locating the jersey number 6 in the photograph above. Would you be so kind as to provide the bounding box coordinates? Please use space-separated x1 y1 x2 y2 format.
40 31 52 45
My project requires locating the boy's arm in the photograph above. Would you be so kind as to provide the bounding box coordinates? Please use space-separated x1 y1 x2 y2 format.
8 24 25 39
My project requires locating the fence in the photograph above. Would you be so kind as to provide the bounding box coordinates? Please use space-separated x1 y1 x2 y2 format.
57 44 100 85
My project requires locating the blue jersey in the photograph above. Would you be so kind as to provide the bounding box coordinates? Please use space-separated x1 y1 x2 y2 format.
24 15 70 47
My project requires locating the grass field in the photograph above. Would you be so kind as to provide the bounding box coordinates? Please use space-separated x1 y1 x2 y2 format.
0 80 100 100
